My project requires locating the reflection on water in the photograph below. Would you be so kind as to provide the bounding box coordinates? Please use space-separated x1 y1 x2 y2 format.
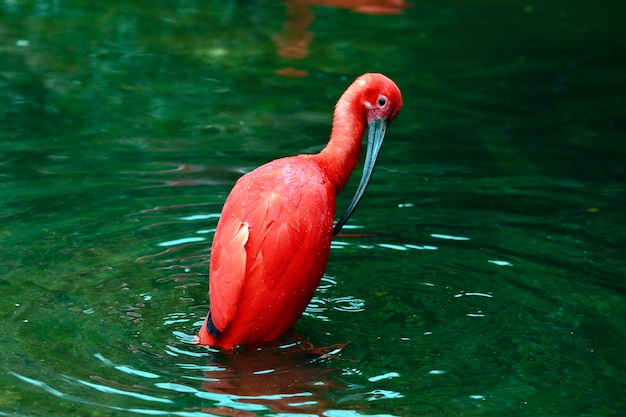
197 346 343 416
9 323 396 416
274 0 410 76
2 0 626 416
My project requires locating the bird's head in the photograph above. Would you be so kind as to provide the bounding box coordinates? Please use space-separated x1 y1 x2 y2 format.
333 73 403 235
359 73 403 126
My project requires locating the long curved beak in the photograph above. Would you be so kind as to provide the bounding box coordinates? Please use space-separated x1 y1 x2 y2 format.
333 118 387 235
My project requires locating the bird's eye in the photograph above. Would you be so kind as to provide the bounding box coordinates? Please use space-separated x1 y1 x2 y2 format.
378 96 387 107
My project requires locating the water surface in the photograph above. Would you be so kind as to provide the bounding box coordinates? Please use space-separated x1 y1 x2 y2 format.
1 1 625 416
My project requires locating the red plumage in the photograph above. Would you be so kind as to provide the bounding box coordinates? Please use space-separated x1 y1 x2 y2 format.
197 73 402 349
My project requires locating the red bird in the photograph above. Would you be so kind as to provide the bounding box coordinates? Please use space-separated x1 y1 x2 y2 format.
196 73 402 349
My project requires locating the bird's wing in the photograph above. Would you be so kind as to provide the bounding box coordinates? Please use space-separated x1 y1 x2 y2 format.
208 213 250 332
208 159 332 333
246 188 309 290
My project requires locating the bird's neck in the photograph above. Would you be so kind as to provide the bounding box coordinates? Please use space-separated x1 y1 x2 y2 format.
316 90 367 195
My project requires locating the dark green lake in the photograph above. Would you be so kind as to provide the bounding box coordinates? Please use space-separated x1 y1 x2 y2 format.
1 0 625 415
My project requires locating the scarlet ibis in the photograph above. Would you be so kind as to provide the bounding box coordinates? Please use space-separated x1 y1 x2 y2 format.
196 73 402 349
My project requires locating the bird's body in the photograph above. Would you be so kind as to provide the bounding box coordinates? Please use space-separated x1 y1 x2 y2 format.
200 156 335 348
197 73 402 349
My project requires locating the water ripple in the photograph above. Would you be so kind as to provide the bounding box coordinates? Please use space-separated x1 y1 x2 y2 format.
94 353 160 379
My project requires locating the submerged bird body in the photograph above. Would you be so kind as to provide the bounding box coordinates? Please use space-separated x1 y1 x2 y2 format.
197 73 402 349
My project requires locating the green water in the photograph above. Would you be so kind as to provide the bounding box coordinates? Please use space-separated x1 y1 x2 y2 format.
1 0 625 416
